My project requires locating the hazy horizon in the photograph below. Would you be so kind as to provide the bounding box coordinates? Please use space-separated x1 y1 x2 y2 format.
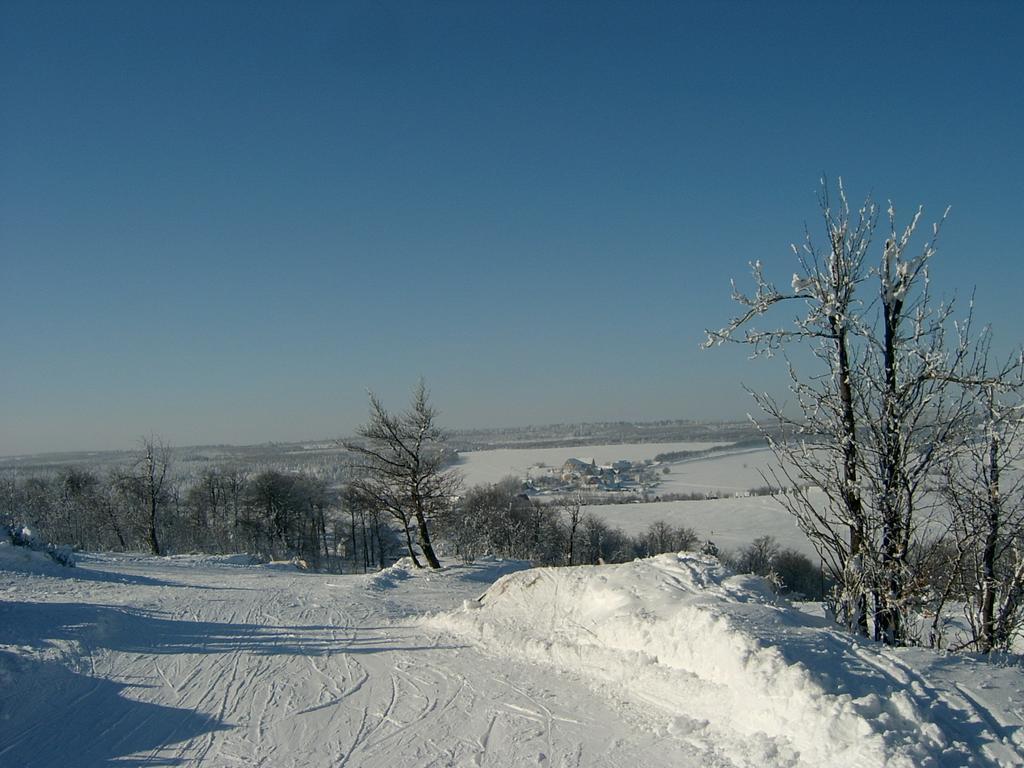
3 2 1022 456
0 412 759 460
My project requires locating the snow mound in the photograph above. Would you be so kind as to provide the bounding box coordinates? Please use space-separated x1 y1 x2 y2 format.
430 553 1020 767
2 525 75 567
264 558 312 571
366 558 417 589
365 557 532 591
0 538 75 573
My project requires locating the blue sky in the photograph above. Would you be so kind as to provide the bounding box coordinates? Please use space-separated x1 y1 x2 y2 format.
2 1 1022 455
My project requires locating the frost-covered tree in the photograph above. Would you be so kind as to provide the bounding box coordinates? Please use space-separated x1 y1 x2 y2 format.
239 470 335 565
857 203 979 644
938 343 1024 652
185 467 229 551
707 179 979 645
642 519 699 556
706 180 874 635
434 477 567 564
339 484 399 571
726 535 825 599
135 436 173 556
734 535 780 577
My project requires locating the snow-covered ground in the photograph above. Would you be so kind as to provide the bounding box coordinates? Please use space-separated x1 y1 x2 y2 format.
434 554 1024 767
582 494 817 557
653 447 779 495
0 550 713 767
3 546 1023 767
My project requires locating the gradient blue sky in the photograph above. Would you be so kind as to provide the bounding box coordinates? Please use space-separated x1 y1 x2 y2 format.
2 1 1022 455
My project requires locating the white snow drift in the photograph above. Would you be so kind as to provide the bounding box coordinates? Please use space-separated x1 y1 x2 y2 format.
431 553 1024 767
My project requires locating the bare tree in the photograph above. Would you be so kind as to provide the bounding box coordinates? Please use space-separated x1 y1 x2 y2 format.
136 436 172 556
95 474 129 550
186 468 224 550
856 203 977 644
706 180 873 634
54 467 101 548
707 179 978 645
735 534 781 577
642 519 698 556
560 492 584 565
345 381 459 569
940 342 1024 652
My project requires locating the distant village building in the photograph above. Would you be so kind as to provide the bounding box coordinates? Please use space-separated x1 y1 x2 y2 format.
539 455 655 494
561 457 596 481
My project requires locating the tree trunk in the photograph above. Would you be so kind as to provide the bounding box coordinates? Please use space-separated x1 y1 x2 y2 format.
980 389 1001 652
148 491 161 555
107 505 127 550
350 508 358 564
361 512 370 573
872 290 903 646
402 522 422 568
415 510 441 569
834 323 869 637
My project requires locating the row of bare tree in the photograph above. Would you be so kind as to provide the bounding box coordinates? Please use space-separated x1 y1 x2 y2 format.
433 481 710 568
0 438 400 570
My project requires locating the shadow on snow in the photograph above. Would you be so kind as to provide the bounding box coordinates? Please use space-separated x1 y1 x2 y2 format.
0 600 464 657
0 650 230 767
0 600 465 765
0 559 217 588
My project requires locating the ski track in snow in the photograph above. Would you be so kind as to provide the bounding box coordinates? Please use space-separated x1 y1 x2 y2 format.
0 554 719 768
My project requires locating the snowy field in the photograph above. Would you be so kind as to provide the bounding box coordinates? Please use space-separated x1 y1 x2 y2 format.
452 441 731 487
583 495 816 558
654 447 779 495
3 546 1023 767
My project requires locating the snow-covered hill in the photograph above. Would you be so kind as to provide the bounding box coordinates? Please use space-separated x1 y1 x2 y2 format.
2 547 1022 766
433 553 1024 766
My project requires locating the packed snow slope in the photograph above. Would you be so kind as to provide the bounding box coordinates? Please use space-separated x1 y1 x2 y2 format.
1 545 1022 767
0 548 719 767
